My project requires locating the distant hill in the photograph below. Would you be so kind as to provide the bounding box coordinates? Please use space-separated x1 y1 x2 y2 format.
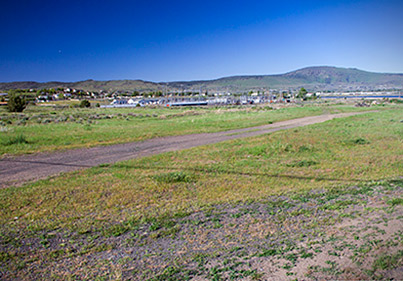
0 79 162 93
1 66 402 92
180 66 403 92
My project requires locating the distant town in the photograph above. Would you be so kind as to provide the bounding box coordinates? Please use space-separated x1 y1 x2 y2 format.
1 86 402 109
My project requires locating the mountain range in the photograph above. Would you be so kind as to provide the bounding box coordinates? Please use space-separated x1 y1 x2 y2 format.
1 66 402 93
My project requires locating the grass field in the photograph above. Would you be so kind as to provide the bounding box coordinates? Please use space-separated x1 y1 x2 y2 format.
0 103 402 279
0 102 380 156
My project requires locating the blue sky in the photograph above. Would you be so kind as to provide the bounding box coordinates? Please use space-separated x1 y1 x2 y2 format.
1 0 402 82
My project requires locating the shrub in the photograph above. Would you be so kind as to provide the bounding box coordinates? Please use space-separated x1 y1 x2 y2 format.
389 99 403 104
79 100 91 108
7 94 27 112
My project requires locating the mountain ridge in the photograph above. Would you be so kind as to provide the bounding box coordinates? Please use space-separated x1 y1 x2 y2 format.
1 66 402 92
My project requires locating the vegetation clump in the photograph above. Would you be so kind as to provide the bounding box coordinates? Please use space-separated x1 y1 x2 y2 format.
153 171 196 183
296 87 308 99
350 138 370 145
79 100 91 108
7 93 27 112
372 250 403 271
3 134 29 145
287 160 318 167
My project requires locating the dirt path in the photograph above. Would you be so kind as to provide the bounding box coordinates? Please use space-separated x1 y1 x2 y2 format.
0 112 370 188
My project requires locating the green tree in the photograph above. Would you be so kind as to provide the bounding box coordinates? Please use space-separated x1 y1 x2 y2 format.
7 92 27 112
297 87 308 99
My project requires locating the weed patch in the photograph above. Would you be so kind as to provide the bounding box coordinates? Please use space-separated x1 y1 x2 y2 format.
3 134 29 145
153 171 197 183
346 137 371 145
372 250 403 271
103 224 129 237
298 145 314 152
387 198 403 206
286 160 318 167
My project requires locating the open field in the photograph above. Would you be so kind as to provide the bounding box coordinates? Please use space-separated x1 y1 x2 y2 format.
0 104 402 279
0 111 370 188
0 102 382 156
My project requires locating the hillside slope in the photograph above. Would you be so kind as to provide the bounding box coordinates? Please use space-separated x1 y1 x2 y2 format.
1 66 402 92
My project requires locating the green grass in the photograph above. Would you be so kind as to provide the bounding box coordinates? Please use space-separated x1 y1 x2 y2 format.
0 106 401 236
0 103 380 155
372 250 403 271
2 134 29 145
286 160 318 167
387 198 403 206
153 171 197 183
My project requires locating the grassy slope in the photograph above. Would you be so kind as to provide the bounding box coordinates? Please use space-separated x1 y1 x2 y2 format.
0 103 373 156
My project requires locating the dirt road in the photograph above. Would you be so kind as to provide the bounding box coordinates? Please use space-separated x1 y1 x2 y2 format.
0 112 369 188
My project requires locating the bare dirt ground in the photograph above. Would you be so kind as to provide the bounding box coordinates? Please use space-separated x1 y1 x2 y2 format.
0 112 369 188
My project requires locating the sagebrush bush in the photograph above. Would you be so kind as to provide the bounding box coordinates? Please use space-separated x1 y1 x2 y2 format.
80 100 91 108
7 94 27 112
